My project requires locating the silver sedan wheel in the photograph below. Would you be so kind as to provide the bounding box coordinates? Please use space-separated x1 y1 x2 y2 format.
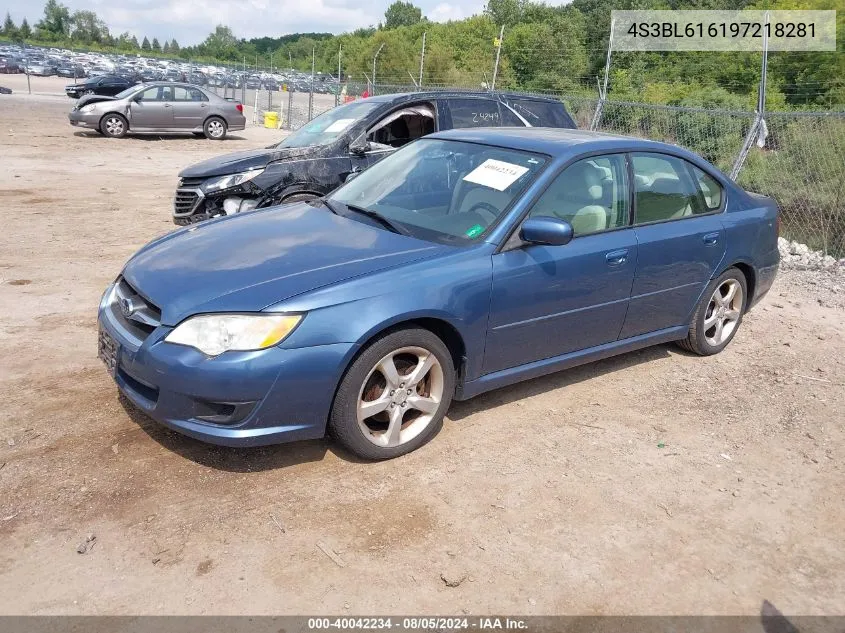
357 346 445 448
104 116 124 136
704 278 743 346
207 119 225 138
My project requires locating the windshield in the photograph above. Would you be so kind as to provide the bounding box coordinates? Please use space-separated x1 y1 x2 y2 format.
115 85 142 100
275 100 380 149
329 138 547 244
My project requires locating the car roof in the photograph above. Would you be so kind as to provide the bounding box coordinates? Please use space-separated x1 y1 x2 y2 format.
364 91 564 105
427 127 695 160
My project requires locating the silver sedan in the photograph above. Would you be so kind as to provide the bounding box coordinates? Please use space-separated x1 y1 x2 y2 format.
68 82 247 140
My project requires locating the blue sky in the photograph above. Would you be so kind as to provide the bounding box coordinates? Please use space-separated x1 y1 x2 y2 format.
3 0 488 45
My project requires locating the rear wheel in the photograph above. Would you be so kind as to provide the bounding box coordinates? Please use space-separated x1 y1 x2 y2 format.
100 113 128 138
203 117 227 140
329 328 455 460
678 268 747 356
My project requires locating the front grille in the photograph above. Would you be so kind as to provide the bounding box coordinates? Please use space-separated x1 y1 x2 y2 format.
179 177 205 188
108 278 161 341
174 189 200 215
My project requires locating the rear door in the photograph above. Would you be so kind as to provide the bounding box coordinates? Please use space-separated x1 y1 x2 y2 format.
619 152 727 339
446 97 529 129
171 85 207 129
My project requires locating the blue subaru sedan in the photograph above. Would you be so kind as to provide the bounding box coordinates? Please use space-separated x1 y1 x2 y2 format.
98 128 780 459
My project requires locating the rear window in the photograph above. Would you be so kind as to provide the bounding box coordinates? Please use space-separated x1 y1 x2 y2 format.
500 99 576 128
449 98 527 129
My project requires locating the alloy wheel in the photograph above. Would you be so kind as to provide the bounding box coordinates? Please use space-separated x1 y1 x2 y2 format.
703 278 743 346
207 120 224 138
104 116 124 136
356 346 444 448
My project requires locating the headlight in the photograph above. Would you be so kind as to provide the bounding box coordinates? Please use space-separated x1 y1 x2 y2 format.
80 104 96 113
201 169 264 194
165 313 302 356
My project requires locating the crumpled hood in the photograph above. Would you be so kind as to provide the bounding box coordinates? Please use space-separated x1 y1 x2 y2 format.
178 145 329 179
123 203 448 325
73 94 117 108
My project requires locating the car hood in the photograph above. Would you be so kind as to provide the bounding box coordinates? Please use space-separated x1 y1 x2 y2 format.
178 145 330 179
74 94 118 107
122 203 449 325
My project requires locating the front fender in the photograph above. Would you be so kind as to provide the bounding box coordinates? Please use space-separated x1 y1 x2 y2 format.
273 245 494 382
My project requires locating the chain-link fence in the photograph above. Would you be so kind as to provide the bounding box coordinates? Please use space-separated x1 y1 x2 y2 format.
237 80 844 256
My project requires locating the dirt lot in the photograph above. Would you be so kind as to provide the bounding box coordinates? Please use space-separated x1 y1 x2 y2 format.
1 77 844 616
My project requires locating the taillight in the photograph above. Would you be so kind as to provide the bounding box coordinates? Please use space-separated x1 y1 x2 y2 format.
235 103 243 113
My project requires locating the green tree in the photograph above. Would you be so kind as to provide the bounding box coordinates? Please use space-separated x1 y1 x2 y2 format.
383 1 423 29
162 40 170 54
2 12 17 38
130 35 139 49
19 17 31 39
484 0 526 26
152 37 161 51
141 35 151 50
170 38 180 53
70 10 109 44
199 25 239 60
36 0 71 39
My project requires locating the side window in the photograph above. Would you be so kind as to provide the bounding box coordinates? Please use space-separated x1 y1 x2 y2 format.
631 153 705 224
529 154 629 236
690 165 723 211
137 87 162 102
173 87 207 101
366 103 435 149
449 99 503 128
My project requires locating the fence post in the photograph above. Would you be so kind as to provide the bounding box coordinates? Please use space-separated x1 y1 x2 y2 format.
308 46 315 121
372 43 385 96
491 25 504 91
730 10 770 180
286 88 293 129
241 56 246 105
590 18 614 131
336 45 342 107
419 32 426 88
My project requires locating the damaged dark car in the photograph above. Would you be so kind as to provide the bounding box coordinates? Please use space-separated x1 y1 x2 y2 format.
172 91 577 225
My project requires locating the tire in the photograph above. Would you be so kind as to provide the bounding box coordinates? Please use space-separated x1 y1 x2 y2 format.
281 192 319 205
100 113 128 138
203 117 227 140
678 268 748 356
329 328 455 460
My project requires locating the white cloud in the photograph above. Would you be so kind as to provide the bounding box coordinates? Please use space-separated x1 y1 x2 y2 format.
4 0 493 44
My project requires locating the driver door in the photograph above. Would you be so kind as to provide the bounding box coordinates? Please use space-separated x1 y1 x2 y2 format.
483 154 637 374
129 86 173 129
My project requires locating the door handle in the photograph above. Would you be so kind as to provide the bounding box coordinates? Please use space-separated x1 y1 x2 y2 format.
163 103 172 108
703 232 720 245
605 249 628 266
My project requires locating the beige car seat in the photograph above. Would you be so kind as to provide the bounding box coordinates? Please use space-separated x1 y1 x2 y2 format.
531 161 608 234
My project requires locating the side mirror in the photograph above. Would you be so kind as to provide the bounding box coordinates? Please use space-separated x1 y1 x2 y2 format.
519 217 574 246
349 138 371 155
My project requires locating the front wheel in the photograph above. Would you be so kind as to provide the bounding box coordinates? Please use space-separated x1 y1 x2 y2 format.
678 268 747 356
100 113 128 138
329 328 455 460
203 117 227 140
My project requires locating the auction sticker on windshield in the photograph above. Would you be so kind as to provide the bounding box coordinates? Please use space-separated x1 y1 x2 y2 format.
325 119 357 133
462 159 529 191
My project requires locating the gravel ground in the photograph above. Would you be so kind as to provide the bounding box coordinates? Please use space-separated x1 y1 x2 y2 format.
0 78 844 616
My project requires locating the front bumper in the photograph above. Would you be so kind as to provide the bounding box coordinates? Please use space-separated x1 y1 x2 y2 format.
98 290 356 447
68 111 100 129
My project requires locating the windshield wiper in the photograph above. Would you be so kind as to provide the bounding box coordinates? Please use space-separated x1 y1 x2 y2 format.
308 197 341 215
343 204 411 236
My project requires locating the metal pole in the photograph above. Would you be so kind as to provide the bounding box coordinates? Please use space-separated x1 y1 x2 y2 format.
491 25 504 91
408 71 419 88
590 18 615 131
23 42 31 94
242 55 246 104
337 44 342 107
372 43 385 96
730 10 770 180
418 32 426 88
308 45 315 121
